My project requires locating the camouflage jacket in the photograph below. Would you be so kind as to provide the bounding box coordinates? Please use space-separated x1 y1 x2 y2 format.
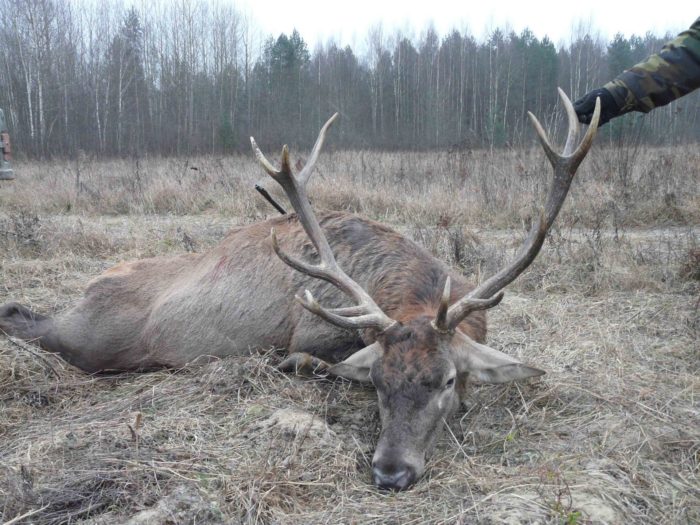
605 17 700 113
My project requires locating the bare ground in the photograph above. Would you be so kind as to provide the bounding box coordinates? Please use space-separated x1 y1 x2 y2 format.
0 147 699 524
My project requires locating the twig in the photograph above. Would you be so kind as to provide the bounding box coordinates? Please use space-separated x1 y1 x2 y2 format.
2 504 50 525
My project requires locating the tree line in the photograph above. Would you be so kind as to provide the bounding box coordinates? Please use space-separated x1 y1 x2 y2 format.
1 0 698 159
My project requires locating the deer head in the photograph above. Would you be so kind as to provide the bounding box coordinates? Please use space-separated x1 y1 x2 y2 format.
251 89 600 491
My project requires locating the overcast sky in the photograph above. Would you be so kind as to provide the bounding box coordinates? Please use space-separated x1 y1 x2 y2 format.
238 0 697 49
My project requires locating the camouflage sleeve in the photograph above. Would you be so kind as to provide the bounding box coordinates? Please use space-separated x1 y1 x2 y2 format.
604 17 700 113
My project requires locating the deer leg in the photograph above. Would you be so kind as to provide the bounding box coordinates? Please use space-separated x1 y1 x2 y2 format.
0 302 72 365
0 302 50 340
281 323 364 376
0 301 107 372
278 352 330 375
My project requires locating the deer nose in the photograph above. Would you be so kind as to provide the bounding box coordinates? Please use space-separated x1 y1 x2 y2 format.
372 462 416 491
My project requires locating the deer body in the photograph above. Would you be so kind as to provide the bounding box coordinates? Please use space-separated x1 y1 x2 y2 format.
0 211 484 372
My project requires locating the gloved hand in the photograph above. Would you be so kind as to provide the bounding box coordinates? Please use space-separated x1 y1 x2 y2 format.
573 88 621 126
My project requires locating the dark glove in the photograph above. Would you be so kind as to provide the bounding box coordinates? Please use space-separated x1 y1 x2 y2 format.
573 88 620 126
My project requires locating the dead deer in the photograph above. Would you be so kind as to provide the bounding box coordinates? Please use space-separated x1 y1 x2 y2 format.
0 89 599 491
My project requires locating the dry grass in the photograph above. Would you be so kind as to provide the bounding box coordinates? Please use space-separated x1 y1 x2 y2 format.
0 144 699 524
1 144 698 228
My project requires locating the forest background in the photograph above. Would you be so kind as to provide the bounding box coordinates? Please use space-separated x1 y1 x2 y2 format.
1 0 699 160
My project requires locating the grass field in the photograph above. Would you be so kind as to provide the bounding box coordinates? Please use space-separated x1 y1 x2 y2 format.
0 143 698 524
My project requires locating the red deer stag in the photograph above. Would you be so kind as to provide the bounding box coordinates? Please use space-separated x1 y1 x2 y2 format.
0 89 599 491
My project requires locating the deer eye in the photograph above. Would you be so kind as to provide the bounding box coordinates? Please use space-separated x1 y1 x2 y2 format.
444 377 456 390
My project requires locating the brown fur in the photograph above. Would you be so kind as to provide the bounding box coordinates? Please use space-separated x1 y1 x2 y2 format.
0 211 482 372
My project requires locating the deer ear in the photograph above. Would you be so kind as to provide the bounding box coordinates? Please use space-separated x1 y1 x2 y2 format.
328 342 383 383
449 330 545 384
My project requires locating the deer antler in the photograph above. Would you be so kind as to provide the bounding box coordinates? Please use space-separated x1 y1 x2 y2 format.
250 114 398 333
435 88 601 332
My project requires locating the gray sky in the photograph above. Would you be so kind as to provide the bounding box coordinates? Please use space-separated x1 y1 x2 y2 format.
238 0 697 48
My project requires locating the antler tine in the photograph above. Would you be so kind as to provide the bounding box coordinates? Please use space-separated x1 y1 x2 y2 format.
527 109 559 167
432 277 451 333
560 87 580 156
259 115 398 334
298 113 339 185
296 290 396 331
571 97 601 167
250 137 282 177
443 89 599 332
442 293 505 329
270 228 355 297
